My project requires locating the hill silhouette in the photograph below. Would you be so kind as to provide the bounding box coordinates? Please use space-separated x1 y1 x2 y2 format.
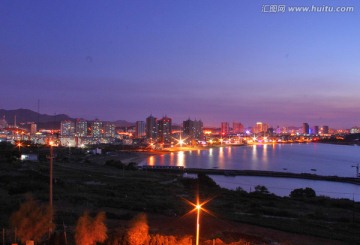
0 108 134 129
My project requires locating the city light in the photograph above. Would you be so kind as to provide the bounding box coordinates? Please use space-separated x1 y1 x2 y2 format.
173 134 188 147
17 142 22 152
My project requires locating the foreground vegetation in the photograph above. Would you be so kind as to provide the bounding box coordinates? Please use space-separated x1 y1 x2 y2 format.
0 142 359 244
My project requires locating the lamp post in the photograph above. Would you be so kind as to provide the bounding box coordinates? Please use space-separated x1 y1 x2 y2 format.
183 195 213 245
17 142 22 153
49 143 53 210
196 204 201 245
47 141 55 236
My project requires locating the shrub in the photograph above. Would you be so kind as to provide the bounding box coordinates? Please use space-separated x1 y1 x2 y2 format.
75 211 107 245
254 185 270 194
10 195 54 243
290 187 316 199
126 213 149 245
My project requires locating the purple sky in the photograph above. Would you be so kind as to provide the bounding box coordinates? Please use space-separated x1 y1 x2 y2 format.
1 0 360 128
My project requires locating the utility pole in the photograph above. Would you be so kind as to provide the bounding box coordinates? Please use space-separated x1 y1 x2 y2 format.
50 144 53 210
47 141 55 236
352 163 359 178
63 222 67 245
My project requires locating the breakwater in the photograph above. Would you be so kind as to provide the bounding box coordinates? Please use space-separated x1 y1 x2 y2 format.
141 165 360 185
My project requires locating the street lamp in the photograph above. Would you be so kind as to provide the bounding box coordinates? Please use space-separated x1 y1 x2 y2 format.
17 142 22 153
174 134 187 147
183 196 214 245
48 141 54 211
196 204 201 245
47 141 55 235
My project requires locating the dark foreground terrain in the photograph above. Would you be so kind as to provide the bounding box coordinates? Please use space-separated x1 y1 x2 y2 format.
0 144 359 244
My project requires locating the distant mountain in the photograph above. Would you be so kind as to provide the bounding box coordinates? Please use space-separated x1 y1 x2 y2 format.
0 108 134 129
0 108 71 124
113 120 135 127
0 108 72 129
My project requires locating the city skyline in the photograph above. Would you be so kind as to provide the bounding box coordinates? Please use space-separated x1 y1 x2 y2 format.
1 1 360 128
0 108 338 131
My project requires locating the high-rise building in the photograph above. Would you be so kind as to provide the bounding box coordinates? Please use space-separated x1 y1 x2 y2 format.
232 122 244 134
146 115 157 140
91 120 103 138
303 123 310 135
60 120 75 136
221 122 229 136
253 122 268 134
135 121 146 138
30 123 37 135
76 119 88 137
322 125 329 134
103 122 115 138
0 116 8 129
350 127 360 134
313 126 319 135
157 116 172 144
183 118 203 140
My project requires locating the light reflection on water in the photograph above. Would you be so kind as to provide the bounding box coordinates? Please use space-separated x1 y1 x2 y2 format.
148 156 155 166
144 144 360 177
143 143 360 202
178 151 185 167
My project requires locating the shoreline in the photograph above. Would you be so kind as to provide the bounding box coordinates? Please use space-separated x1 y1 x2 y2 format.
121 143 360 185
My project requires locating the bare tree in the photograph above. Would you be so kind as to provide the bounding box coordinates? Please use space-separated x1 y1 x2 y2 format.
10 195 54 243
126 213 149 245
75 211 107 245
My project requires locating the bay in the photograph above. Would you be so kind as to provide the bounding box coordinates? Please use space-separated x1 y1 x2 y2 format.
143 143 360 177
141 143 360 201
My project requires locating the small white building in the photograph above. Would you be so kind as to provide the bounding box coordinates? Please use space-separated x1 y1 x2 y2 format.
20 154 38 162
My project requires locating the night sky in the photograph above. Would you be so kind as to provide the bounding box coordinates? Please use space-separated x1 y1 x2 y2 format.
1 0 360 128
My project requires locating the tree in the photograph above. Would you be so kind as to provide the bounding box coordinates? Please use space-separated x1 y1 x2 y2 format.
290 187 316 199
10 195 54 243
254 185 270 194
75 211 107 245
126 213 149 245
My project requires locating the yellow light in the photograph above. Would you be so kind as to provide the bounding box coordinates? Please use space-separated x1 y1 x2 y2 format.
182 195 215 245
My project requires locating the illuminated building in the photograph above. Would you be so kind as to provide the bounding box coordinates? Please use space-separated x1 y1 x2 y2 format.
253 122 268 134
322 125 329 134
76 119 87 137
350 127 360 134
103 122 115 138
313 126 319 135
157 116 172 144
221 122 229 136
0 116 8 129
146 115 157 140
135 121 146 138
232 122 244 134
183 118 203 140
91 120 103 138
303 123 310 135
30 123 37 135
60 120 75 136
